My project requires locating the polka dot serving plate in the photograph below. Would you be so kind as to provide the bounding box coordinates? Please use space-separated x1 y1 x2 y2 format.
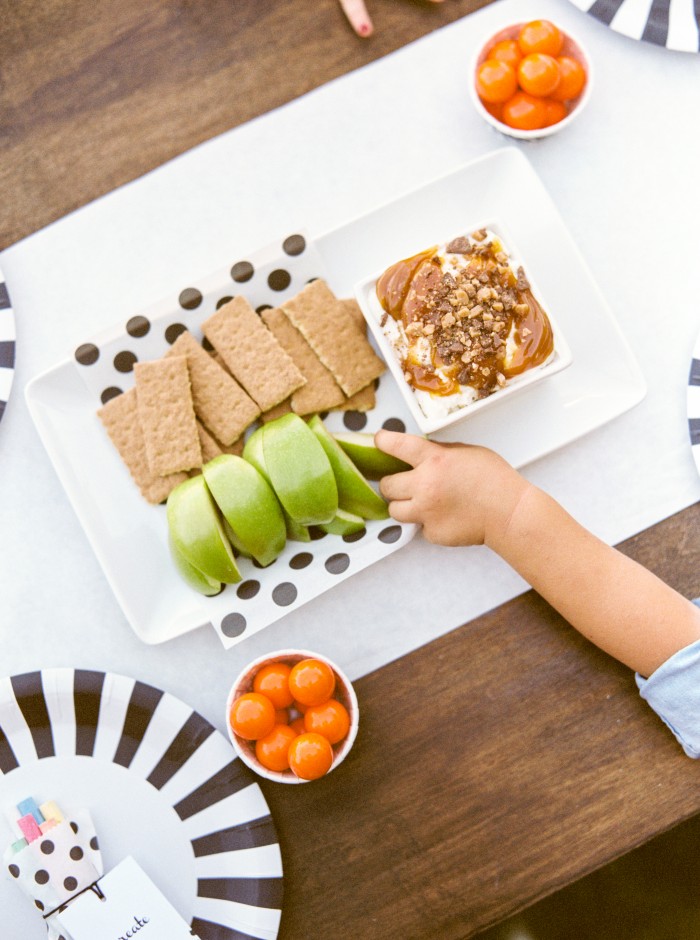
25 231 418 647
0 668 283 940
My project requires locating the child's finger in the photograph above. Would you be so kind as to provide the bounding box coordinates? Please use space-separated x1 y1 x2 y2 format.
385 498 419 525
338 0 373 37
374 429 430 467
379 470 414 502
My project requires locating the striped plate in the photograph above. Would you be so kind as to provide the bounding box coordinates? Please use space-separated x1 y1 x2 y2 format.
688 336 700 475
0 669 283 940
567 0 700 52
0 267 15 424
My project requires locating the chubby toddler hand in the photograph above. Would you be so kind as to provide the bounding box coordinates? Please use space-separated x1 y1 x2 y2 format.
375 429 529 547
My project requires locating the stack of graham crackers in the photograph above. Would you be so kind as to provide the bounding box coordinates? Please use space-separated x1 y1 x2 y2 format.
98 279 385 504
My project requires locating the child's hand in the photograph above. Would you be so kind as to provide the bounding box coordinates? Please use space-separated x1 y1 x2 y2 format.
375 429 529 547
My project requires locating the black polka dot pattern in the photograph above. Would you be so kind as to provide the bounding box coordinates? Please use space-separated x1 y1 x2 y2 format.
100 386 122 405
75 343 99 366
64 876 78 892
343 411 368 431
126 316 150 337
283 234 306 256
379 525 402 544
231 261 254 283
179 288 202 310
272 582 297 606
40 839 55 854
8 864 19 878
216 296 233 309
325 553 350 574
70 846 84 861
268 269 291 292
237 580 260 599
221 613 246 638
382 417 406 432
165 323 187 344
113 351 137 373
35 869 49 884
289 552 313 569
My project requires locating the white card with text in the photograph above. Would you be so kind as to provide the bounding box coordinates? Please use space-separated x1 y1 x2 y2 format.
55 855 199 939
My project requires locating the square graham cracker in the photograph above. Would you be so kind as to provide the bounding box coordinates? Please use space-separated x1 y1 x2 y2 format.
133 355 202 475
261 307 345 414
282 279 384 397
202 297 306 412
166 330 260 444
97 389 188 504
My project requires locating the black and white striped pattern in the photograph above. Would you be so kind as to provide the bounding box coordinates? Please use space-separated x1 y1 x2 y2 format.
0 269 15 424
568 0 700 51
0 669 283 940
688 351 700 474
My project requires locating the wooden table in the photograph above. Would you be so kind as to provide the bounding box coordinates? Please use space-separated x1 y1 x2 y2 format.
3 2 700 937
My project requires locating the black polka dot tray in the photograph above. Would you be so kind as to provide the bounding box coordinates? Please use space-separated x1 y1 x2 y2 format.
0 668 284 939
0 267 16 426
25 233 418 647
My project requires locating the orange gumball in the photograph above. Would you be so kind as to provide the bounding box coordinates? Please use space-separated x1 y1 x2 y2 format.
502 92 548 131
518 20 563 57
543 98 568 127
289 659 336 707
253 662 294 709
256 724 298 772
289 716 306 735
517 54 560 98
488 39 522 69
475 59 518 104
288 732 334 780
550 56 586 101
229 692 276 741
275 708 289 725
304 699 351 745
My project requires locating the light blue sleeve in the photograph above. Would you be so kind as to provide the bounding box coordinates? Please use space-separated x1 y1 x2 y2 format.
636 637 700 758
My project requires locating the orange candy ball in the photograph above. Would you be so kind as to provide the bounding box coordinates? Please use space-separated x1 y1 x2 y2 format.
502 92 548 131
288 732 334 780
288 659 336 707
543 99 568 127
229 692 276 741
475 59 518 104
253 661 294 709
488 39 522 69
289 716 306 735
518 20 563 57
550 56 586 101
517 54 560 98
304 699 351 745
255 724 298 772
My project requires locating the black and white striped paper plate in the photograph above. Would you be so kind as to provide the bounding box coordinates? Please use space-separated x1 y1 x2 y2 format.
568 0 700 52
688 336 700 474
0 669 283 940
0 268 16 424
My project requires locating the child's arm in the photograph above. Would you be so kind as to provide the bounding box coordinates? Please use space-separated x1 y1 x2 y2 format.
375 430 700 678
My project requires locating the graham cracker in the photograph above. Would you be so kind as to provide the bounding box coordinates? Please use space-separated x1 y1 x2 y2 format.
335 382 377 412
338 297 366 329
197 419 245 458
262 398 293 423
166 330 260 444
98 389 187 504
202 297 306 412
282 279 385 397
134 356 202 475
261 307 345 414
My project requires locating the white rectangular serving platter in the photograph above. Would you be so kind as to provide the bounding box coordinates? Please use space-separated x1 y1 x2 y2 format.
26 147 646 648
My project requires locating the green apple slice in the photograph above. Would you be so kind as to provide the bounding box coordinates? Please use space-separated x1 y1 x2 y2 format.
243 426 311 541
168 533 222 596
166 475 241 583
319 509 366 536
333 431 412 480
308 415 389 520
203 454 286 567
261 414 338 525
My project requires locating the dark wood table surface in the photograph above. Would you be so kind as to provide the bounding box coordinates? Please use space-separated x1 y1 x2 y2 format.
4 2 700 938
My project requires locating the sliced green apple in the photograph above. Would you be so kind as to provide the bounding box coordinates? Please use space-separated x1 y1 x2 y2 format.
166 475 241 584
261 414 338 525
308 415 389 520
203 454 286 567
243 426 311 541
168 532 222 596
333 431 412 480
319 509 366 536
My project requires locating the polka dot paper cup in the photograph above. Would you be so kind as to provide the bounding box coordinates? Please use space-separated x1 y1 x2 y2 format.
469 21 593 140
226 649 359 784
